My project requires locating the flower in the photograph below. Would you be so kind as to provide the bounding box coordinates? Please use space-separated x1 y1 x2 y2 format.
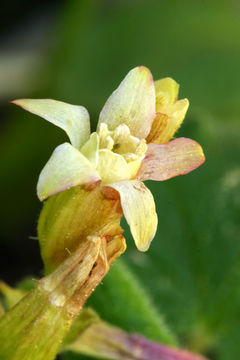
13 66 205 252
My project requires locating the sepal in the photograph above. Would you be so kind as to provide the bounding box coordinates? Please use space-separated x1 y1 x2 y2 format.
38 184 123 273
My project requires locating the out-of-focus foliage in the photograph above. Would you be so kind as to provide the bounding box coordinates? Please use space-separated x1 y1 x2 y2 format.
1 1 240 359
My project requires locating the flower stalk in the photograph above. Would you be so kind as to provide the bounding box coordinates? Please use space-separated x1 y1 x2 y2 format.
0 236 126 360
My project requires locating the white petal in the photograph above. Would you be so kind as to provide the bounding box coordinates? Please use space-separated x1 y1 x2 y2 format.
37 143 100 200
98 66 155 139
97 149 131 185
108 181 158 251
13 99 90 148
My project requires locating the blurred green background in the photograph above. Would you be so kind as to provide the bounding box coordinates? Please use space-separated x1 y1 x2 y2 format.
1 1 240 359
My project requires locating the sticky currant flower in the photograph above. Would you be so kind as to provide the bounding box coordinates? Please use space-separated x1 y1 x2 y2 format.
13 66 205 253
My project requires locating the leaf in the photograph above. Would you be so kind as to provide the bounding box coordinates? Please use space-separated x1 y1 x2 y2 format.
87 259 176 345
0 281 27 309
62 309 206 360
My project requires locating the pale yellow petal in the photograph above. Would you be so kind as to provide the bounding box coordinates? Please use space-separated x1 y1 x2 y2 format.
147 99 189 144
150 78 189 143
97 150 131 185
161 99 189 143
128 159 142 179
37 143 100 201
80 132 99 167
108 181 158 251
98 66 155 139
146 113 169 144
155 77 179 107
12 99 90 148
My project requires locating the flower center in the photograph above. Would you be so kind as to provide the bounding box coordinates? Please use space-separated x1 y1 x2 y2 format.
98 123 147 164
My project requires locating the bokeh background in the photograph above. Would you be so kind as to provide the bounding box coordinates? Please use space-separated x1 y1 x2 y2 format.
1 1 240 359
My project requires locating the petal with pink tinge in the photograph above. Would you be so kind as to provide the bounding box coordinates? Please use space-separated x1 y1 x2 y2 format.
137 138 205 181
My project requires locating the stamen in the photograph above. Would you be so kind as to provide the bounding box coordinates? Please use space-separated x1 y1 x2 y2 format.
105 136 114 150
123 153 138 162
113 124 131 143
97 122 147 165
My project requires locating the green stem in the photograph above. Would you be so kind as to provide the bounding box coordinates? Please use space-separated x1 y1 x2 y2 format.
0 288 73 360
0 236 126 360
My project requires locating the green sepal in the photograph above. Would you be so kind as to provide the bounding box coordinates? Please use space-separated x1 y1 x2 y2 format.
38 184 123 273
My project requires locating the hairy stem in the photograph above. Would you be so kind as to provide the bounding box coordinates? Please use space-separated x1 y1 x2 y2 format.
0 236 126 360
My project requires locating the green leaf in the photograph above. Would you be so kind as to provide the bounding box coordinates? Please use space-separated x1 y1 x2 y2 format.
87 259 176 345
0 281 26 309
61 309 205 360
62 259 176 359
